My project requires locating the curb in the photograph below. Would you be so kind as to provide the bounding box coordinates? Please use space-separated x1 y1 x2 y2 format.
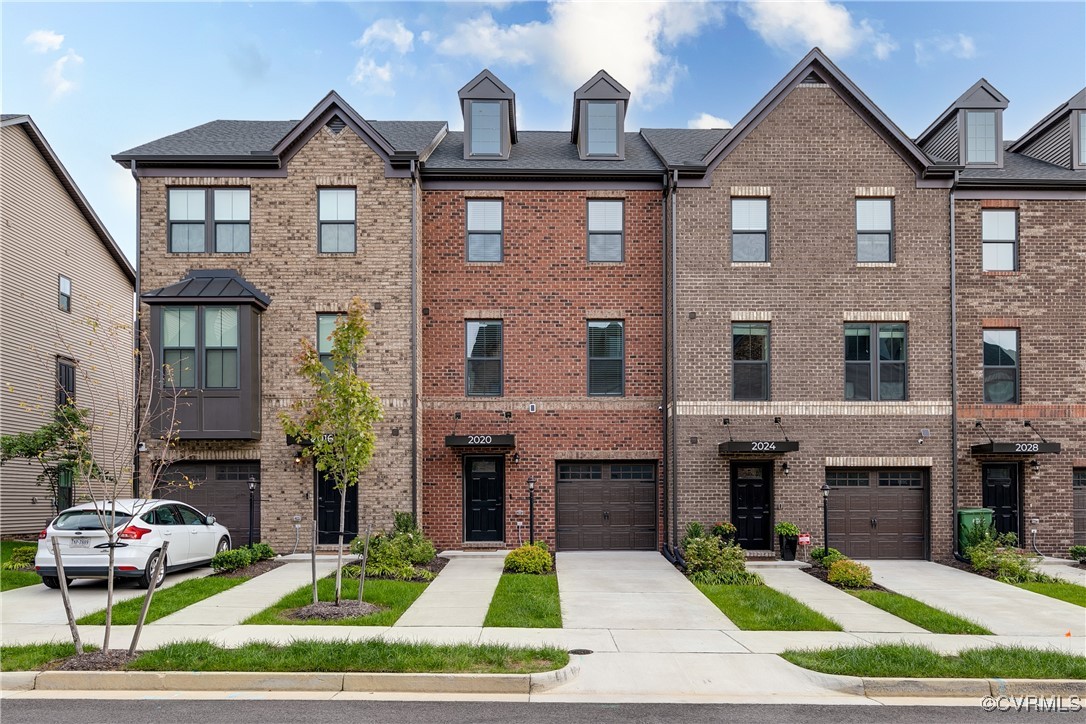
10 661 580 695
860 678 1086 698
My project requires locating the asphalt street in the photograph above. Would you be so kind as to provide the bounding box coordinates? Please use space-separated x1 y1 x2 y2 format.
0 700 1065 724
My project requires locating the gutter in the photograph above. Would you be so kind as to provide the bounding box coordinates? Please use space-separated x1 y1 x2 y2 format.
669 169 680 549
130 161 141 497
660 172 669 552
949 169 960 558
410 160 420 523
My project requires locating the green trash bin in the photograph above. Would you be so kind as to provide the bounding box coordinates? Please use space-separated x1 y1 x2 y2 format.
957 507 994 554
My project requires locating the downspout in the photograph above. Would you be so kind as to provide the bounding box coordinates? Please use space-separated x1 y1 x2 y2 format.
409 160 419 523
669 169 680 550
660 173 669 555
949 170 962 560
130 160 141 498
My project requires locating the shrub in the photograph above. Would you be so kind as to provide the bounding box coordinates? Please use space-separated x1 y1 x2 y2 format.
811 547 845 569
681 521 706 549
962 518 998 553
966 532 1054 584
685 537 746 574
211 547 252 573
827 559 873 588
711 521 737 541
2 546 36 571
349 518 437 579
1069 545 1086 563
392 511 418 535
689 569 763 586
504 541 553 574
343 561 432 582
774 521 800 538
247 542 275 561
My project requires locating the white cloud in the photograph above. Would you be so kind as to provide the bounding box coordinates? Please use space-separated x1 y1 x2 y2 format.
433 1 724 109
25 29 64 53
739 0 896 59
45 49 83 99
914 33 976 66
355 18 414 54
350 57 394 95
419 30 433 44
688 112 732 129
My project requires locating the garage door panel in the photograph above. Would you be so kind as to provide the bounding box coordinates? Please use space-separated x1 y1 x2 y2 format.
556 462 656 551
160 462 260 545
828 470 927 560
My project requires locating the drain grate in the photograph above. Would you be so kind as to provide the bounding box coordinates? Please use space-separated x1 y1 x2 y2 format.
568 648 594 655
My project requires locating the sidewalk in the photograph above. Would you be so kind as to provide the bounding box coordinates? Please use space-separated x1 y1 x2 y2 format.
391 552 504 629
1037 557 1086 585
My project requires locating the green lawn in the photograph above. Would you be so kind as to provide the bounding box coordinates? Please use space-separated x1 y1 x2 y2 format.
696 583 842 631
1 541 41 592
782 643 1086 680
76 576 248 625
243 578 427 626
847 590 992 635
484 573 562 628
1015 582 1086 608
130 639 568 674
0 643 96 671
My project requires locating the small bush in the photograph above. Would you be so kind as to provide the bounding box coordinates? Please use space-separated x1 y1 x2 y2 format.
1069 545 1086 563
966 533 1054 584
504 542 553 574
685 537 746 574
343 561 432 582
811 547 845 569
827 559 873 588
2 546 36 571
962 519 998 552
688 569 763 586
774 521 801 538
211 547 252 573
247 543 275 561
681 521 706 549
392 511 417 535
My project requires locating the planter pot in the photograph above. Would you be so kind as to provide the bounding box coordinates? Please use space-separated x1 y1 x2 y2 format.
779 535 798 561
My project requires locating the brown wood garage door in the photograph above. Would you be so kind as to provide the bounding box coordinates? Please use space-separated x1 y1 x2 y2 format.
826 469 927 559
556 462 656 551
159 462 261 545
1074 469 1086 546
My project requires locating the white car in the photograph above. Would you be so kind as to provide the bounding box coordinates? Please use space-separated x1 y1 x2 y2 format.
35 498 232 589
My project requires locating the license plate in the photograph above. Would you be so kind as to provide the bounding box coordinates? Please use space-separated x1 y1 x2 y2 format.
69 538 90 548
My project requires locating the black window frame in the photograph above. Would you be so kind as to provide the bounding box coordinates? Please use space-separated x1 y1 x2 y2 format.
981 208 1018 272
731 197 769 263
58 274 71 313
167 187 251 254
855 197 894 263
982 328 1019 404
159 304 241 390
317 187 357 254
465 320 503 397
844 322 908 401
732 322 770 401
56 357 76 407
586 199 624 262
587 319 625 396
465 199 503 262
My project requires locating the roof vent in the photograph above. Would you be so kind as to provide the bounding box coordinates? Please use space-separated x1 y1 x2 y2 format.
326 115 346 135
800 71 827 86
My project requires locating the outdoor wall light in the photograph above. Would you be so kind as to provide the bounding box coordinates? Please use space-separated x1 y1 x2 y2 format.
917 428 930 444
293 453 302 465
513 452 520 464
781 462 790 475
1030 459 1040 470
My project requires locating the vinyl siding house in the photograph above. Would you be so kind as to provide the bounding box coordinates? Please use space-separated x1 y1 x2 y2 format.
1 114 136 535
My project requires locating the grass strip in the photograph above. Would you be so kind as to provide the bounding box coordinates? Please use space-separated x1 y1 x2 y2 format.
847 589 992 635
243 577 427 626
1 541 41 592
484 573 562 628
0 643 98 671
696 583 842 631
130 639 568 674
782 643 1086 680
77 576 248 625
1015 582 1086 608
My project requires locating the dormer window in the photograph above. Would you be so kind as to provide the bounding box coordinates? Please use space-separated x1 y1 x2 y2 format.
470 101 502 156
459 70 517 161
572 70 630 161
586 102 619 156
1079 113 1086 166
966 111 997 164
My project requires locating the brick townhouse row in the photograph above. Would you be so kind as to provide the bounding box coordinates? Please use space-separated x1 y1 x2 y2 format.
112 49 1085 561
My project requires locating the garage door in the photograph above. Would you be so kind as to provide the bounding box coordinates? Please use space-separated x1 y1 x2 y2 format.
556 462 656 551
826 469 927 559
1074 469 1086 546
159 462 261 545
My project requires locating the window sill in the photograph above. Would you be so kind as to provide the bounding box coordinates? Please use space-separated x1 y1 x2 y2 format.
466 261 504 266
982 270 1020 276
731 262 771 268
587 261 625 266
318 252 358 256
856 262 897 268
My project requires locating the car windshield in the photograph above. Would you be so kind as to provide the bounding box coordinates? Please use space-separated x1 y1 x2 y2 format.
53 510 133 531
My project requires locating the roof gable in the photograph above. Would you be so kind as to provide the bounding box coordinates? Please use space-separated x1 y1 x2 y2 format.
271 90 397 165
571 70 630 144
1008 87 1086 154
916 79 1009 147
699 48 937 177
458 69 517 146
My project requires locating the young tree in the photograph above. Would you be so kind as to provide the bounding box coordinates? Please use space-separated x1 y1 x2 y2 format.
280 296 383 605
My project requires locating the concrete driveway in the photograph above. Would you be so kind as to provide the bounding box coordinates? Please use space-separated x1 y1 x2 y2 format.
556 551 737 630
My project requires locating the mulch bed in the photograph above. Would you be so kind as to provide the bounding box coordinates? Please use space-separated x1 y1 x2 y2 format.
50 650 133 672
214 558 285 580
285 600 385 620
801 563 892 593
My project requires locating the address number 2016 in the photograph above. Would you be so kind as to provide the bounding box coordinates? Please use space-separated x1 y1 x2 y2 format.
468 435 493 445
1015 443 1039 453
751 441 776 451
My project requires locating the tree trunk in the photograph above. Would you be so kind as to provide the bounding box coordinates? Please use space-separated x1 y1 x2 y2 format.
311 520 318 605
358 523 371 604
51 538 84 654
128 540 168 657
334 485 345 605
104 534 115 650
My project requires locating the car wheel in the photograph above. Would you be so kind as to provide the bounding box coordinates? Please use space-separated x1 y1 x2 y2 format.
137 550 166 589
42 576 61 589
216 537 230 555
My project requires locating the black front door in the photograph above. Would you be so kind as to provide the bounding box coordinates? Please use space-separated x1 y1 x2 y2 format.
314 467 358 545
731 461 772 550
983 463 1020 538
465 456 504 542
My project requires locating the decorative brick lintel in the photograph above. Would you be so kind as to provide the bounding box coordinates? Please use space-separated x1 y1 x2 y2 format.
731 311 773 321
825 456 934 467
552 450 658 460
843 311 910 321
856 187 896 197
980 317 1021 327
731 262 772 268
957 404 1086 420
730 186 771 197
586 310 626 319
980 199 1020 208
464 309 504 319
585 189 627 198
423 397 661 411
678 401 952 416
856 262 898 268
462 190 505 198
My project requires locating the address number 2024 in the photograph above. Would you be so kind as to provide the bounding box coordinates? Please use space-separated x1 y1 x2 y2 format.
751 441 776 451
1015 443 1039 453
468 435 493 445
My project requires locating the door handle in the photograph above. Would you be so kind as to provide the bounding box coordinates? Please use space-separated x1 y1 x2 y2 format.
870 518 876 528
871 517 878 528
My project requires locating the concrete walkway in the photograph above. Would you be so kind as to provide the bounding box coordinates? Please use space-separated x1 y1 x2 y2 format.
1037 557 1086 585
757 567 926 633
865 560 1085 637
391 553 504 628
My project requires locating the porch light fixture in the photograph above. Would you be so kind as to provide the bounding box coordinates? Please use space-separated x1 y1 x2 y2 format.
513 452 520 464
781 462 790 475
917 428 929 445
820 483 831 558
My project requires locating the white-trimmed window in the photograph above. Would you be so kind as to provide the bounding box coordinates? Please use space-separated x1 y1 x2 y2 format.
58 275 71 313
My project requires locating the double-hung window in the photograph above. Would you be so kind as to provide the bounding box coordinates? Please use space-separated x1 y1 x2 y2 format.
203 307 239 388
214 190 251 253
168 188 251 253
58 275 71 313
983 329 1018 403
169 189 207 252
469 101 502 156
587 320 624 396
586 102 618 156
587 200 623 262
161 306 240 389
981 209 1017 271
317 314 338 373
732 199 768 262
732 323 769 400
856 199 893 262
466 321 502 396
318 189 356 253
466 200 503 262
162 307 197 388
56 358 76 407
966 111 997 164
845 323 907 401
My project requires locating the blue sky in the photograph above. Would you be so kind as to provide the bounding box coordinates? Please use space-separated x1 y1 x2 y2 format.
4 1 1084 264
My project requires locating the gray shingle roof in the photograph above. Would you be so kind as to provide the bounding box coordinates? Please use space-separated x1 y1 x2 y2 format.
640 128 729 167
115 119 445 159
958 143 1086 184
142 269 271 309
425 131 664 173
1 114 23 122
